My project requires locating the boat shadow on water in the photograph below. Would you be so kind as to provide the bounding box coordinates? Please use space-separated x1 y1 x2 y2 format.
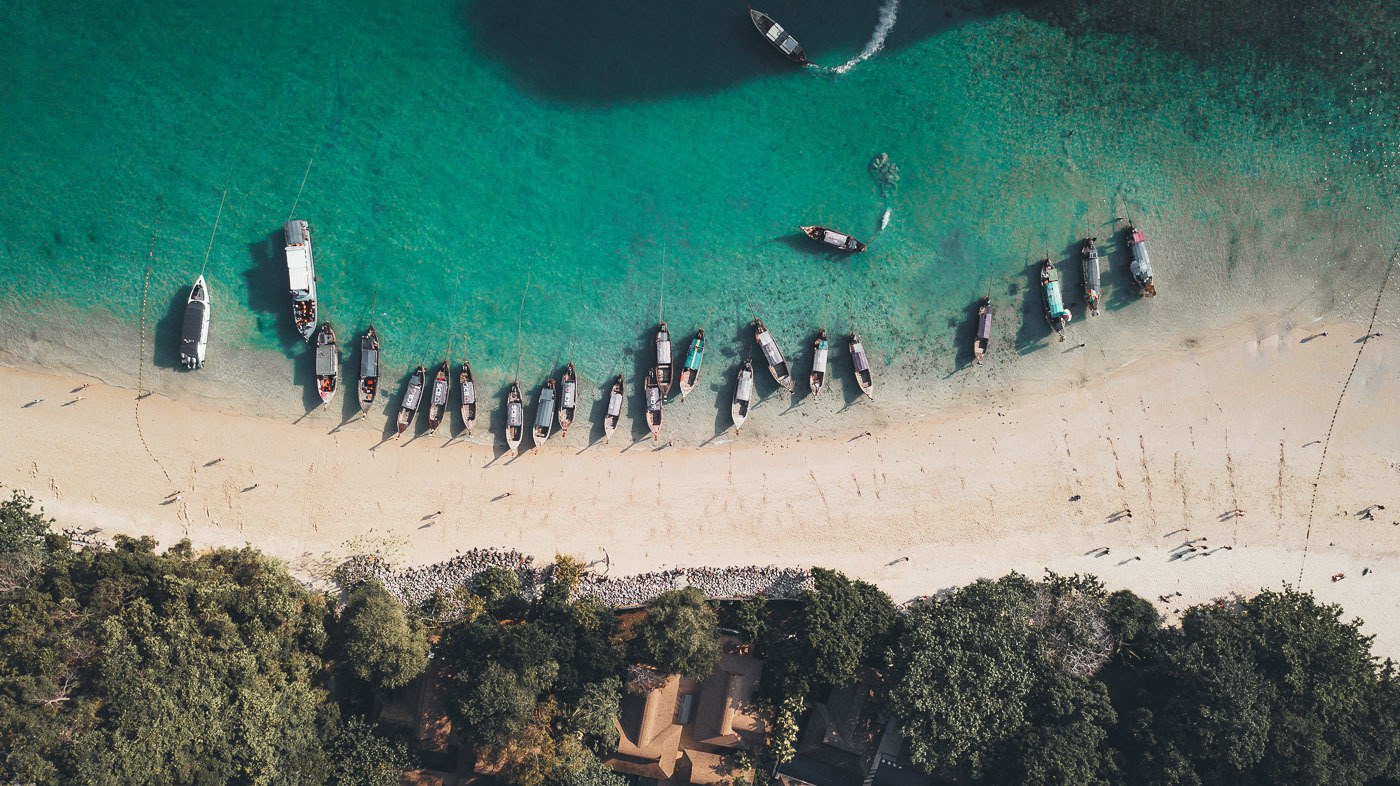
150 287 192 371
244 230 305 357
1100 230 1143 314
949 297 988 370
457 0 952 106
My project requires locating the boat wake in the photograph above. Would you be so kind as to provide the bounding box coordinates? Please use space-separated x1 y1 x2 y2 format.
827 0 900 75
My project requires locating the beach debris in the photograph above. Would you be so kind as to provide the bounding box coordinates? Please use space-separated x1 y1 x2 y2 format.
1331 573 1346 582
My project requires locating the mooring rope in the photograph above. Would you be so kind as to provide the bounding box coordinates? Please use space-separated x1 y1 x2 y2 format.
135 199 172 483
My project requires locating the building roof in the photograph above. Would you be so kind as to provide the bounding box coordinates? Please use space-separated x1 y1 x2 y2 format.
607 672 684 779
691 648 765 747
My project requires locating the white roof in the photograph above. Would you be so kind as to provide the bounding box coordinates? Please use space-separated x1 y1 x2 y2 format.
286 246 312 292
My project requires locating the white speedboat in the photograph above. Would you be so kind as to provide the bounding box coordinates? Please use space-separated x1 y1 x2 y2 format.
179 275 210 369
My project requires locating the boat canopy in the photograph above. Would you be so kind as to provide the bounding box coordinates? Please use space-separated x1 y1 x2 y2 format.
684 340 703 368
823 230 851 247
646 386 661 410
1045 284 1067 317
1130 240 1153 278
657 337 672 364
286 246 312 292
561 381 576 408
607 391 623 417
852 344 870 373
759 337 784 367
181 301 207 345
432 378 449 405
534 389 555 428
766 23 785 41
813 343 829 369
736 375 754 401
508 402 523 427
361 347 379 377
463 380 476 403
977 310 993 341
315 344 337 375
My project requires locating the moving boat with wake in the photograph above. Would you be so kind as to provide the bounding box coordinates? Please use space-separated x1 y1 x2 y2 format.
1041 259 1072 342
533 379 557 445
284 220 317 341
425 361 449 434
357 326 379 415
809 329 829 396
396 365 425 437
459 358 477 435
644 369 663 441
677 331 704 400
505 382 524 455
1081 237 1102 316
179 275 210 369
313 322 338 404
1126 224 1158 297
749 7 809 65
732 359 754 433
753 318 794 392
973 297 992 365
557 363 578 436
849 333 874 399
801 225 867 252
603 375 624 443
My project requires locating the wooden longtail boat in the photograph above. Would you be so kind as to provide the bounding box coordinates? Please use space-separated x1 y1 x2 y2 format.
809 329 829 396
655 323 674 399
557 363 578 435
284 220 318 341
1081 237 1102 316
458 359 476 435
425 361 450 434
505 382 524 455
849 333 874 399
801 225 867 252
603 375 624 443
314 321 339 404
396 365 425 437
973 297 992 365
677 330 705 400
358 326 380 414
179 275 210 369
1126 225 1158 297
749 7 809 65
533 379 556 445
1041 259 1072 342
643 368 663 441
753 318 794 392
732 359 754 433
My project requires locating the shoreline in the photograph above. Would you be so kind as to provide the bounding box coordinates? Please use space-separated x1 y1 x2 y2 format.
4 315 1400 654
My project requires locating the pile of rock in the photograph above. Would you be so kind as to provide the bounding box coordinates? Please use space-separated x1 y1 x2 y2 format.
334 548 813 611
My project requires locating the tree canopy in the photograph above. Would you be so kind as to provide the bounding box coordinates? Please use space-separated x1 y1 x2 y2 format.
341 580 430 692
761 568 897 697
628 586 720 680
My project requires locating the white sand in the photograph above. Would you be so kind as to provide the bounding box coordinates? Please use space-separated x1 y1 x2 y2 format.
4 319 1399 654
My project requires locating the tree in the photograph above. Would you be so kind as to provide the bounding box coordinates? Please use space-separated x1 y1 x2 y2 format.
568 677 621 753
886 575 1041 777
629 587 720 679
476 566 523 604
324 713 414 786
341 580 430 692
988 673 1119 786
0 490 50 591
764 569 897 696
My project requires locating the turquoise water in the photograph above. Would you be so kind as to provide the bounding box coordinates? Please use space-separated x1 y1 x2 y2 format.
1 0 1396 438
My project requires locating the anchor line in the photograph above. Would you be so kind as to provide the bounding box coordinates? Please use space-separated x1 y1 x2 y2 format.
135 199 171 483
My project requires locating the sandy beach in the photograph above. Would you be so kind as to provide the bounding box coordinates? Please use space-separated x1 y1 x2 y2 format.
4 317 1399 653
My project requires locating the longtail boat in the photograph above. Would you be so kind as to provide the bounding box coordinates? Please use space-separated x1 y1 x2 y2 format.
732 359 754 433
283 220 317 341
179 275 210 369
801 225 867 252
753 318 794 392
849 333 874 399
677 330 705 400
643 368 663 441
973 297 992 365
748 7 809 65
655 323 674 399
557 363 578 435
1081 238 1102 316
357 326 380 414
425 361 449 434
505 382 524 455
458 359 476 435
314 321 338 404
533 379 556 445
396 365 425 437
809 329 829 396
603 375 624 443
1041 259 1072 342
1126 225 1158 297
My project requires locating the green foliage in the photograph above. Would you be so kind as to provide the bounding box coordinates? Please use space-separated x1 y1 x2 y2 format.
0 490 50 591
568 677 621 754
341 580 429 692
552 554 585 593
763 569 897 696
476 566 523 604
629 586 720 679
324 714 413 786
989 673 1119 786
770 695 803 765
459 661 544 749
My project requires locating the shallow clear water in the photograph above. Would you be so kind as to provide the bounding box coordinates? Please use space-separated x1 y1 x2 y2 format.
1 0 1396 443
